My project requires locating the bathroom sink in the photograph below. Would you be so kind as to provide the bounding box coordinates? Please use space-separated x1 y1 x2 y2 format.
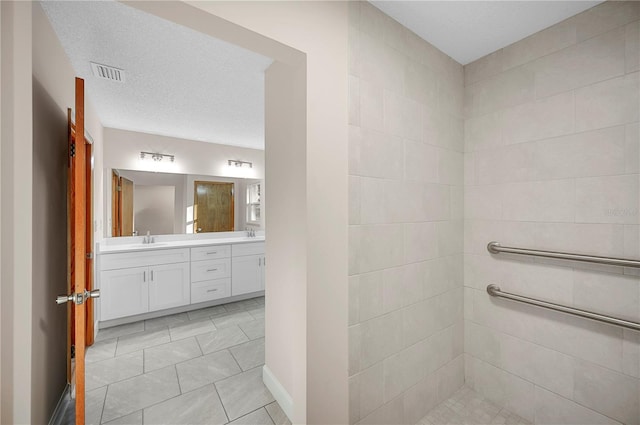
126 243 170 249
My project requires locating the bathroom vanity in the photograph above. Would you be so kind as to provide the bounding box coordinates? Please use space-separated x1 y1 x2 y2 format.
97 236 265 326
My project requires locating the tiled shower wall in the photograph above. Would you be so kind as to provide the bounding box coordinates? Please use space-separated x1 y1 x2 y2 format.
463 2 640 424
348 2 465 424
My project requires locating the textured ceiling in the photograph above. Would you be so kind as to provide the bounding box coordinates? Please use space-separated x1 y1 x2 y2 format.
370 1 603 65
40 1 273 150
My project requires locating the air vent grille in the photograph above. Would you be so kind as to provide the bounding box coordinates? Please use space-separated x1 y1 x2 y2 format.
90 62 125 83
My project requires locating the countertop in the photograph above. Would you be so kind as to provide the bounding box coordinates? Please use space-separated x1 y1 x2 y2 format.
98 236 265 254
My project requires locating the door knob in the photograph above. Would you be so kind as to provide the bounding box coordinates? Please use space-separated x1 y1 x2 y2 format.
56 289 100 305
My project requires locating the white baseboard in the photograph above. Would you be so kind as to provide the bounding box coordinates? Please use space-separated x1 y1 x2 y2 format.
262 364 293 422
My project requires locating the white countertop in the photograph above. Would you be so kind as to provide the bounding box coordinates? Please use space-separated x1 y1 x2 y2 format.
98 236 265 254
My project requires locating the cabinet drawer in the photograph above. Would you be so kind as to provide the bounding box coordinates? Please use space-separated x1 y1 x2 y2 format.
232 242 265 257
191 278 231 304
191 245 231 262
100 248 190 271
191 258 230 282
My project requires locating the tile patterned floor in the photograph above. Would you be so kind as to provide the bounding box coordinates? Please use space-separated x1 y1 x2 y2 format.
79 296 290 425
419 386 531 425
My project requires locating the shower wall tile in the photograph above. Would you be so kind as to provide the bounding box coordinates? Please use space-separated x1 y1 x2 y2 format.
575 71 640 132
501 90 575 144
626 123 639 174
574 1 640 42
533 26 626 99
501 18 577 71
573 359 640 425
534 386 621 425
575 174 639 225
349 3 464 415
626 21 639 73
534 125 626 180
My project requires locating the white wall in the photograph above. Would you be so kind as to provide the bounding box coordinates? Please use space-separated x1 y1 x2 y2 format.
133 185 175 235
1 2 32 423
463 2 640 423
104 127 264 180
125 2 349 423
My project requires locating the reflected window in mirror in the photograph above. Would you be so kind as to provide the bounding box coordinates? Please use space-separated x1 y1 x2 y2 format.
246 182 261 225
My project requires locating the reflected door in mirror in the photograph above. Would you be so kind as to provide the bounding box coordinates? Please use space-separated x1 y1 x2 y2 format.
194 181 234 233
112 171 134 236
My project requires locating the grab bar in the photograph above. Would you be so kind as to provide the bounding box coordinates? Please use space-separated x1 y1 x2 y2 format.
487 241 640 268
487 284 640 331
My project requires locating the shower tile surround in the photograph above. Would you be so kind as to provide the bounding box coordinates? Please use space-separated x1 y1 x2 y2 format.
348 2 465 424
349 1 639 425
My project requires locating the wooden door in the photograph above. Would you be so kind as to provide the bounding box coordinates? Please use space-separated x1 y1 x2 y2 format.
70 77 88 425
120 177 134 236
111 171 120 236
193 181 234 233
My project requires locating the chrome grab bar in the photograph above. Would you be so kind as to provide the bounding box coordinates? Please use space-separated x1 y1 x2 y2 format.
487 241 640 268
487 284 640 331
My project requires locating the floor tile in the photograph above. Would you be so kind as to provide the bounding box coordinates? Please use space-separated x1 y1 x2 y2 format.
101 366 180 423
212 311 254 329
115 329 171 356
169 318 216 341
255 297 265 306
224 299 260 312
86 338 117 364
197 326 249 355
246 307 265 320
97 322 145 342
85 386 107 425
239 319 265 340
187 305 227 321
229 407 274 425
86 351 143 391
215 367 275 421
176 350 242 393
144 313 189 331
144 337 202 372
230 338 265 371
103 410 143 425
265 402 291 425
143 384 228 425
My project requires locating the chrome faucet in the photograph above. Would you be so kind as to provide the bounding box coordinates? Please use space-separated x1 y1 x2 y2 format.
245 228 256 238
143 230 154 244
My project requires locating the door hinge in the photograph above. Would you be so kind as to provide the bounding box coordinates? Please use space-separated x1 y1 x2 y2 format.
117 185 122 192
70 143 76 158
86 252 93 260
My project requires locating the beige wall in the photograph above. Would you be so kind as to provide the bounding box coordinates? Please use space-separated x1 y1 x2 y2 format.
348 2 465 424
1 2 33 423
124 1 349 423
104 127 265 181
463 2 640 423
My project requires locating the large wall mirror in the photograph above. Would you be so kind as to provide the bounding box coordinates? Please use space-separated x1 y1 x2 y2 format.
108 168 262 237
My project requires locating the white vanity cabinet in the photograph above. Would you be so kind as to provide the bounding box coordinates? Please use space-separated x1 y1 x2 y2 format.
99 248 190 321
190 245 231 304
231 242 265 296
100 266 149 321
98 240 266 324
148 263 190 312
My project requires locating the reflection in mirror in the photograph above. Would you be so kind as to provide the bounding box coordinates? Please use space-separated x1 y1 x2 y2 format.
107 168 262 237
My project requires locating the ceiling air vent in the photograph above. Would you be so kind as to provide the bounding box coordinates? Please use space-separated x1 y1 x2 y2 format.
90 62 125 83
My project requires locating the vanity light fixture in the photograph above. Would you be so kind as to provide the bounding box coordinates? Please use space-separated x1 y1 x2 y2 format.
228 159 253 168
140 151 175 162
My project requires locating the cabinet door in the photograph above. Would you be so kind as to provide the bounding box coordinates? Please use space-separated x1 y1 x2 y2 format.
149 262 190 312
100 267 149 321
260 256 266 290
231 254 262 296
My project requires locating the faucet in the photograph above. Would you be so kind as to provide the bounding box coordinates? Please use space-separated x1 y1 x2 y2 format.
245 228 256 238
143 230 154 244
